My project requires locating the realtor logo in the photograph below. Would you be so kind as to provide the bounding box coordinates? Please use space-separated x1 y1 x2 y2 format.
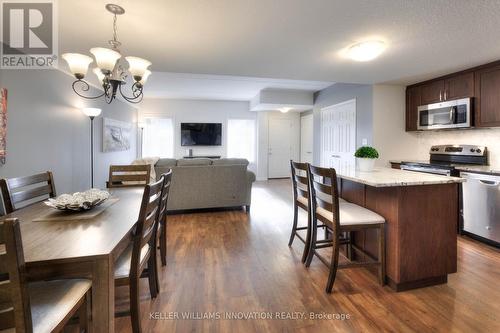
1 0 58 69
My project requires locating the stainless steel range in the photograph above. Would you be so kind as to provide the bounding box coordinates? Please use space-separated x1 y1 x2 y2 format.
400 144 487 176
400 145 500 247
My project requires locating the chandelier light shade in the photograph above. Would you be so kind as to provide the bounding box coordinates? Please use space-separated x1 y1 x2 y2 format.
62 53 93 79
62 4 151 104
90 47 122 73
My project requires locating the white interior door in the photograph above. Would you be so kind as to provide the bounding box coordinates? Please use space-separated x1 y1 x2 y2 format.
321 99 356 172
268 117 292 178
300 114 313 163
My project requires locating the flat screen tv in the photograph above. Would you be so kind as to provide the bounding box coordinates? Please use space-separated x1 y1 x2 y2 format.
181 123 222 146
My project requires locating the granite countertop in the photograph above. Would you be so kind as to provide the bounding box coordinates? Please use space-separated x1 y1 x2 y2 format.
389 159 500 175
336 167 464 187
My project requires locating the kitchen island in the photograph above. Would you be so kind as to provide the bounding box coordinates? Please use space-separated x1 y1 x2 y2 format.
335 167 464 291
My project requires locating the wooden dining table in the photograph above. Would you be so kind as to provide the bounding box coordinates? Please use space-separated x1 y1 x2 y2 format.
0 187 144 332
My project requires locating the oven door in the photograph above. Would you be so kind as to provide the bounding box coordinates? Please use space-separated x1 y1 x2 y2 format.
417 98 471 130
400 165 451 176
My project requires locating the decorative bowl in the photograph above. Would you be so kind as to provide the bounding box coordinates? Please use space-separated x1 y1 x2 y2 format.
44 189 110 211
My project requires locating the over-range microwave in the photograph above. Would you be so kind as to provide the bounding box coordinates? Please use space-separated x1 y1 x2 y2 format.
417 97 472 130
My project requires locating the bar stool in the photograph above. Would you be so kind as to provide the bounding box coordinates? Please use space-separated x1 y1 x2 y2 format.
305 164 386 293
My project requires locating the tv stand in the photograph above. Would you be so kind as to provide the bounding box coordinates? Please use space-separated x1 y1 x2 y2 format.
183 155 221 159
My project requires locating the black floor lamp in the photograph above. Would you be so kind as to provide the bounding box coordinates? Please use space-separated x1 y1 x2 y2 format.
82 108 102 188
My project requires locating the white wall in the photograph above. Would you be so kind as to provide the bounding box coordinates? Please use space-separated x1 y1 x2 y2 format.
372 85 419 166
139 98 257 169
0 69 138 197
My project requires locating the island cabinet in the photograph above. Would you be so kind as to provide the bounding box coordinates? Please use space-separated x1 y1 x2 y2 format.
336 169 462 291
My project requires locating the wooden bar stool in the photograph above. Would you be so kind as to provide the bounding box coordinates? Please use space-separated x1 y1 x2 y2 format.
156 171 173 268
0 172 56 214
305 164 386 293
0 218 91 332
288 161 313 263
114 176 164 333
107 165 151 188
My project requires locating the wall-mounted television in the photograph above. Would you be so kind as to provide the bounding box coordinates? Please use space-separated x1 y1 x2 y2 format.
181 123 222 146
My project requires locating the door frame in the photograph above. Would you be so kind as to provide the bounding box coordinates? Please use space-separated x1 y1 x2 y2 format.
320 98 357 168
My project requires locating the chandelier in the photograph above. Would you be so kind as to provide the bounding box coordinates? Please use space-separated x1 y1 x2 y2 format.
62 4 151 104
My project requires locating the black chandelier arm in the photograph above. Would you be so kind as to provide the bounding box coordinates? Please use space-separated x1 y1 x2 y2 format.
118 81 144 103
71 80 106 100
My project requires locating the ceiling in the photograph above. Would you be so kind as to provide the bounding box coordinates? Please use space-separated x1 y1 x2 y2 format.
59 0 500 94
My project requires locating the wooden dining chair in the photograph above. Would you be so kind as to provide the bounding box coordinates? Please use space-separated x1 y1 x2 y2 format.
288 161 312 263
114 176 164 333
0 172 56 214
157 170 173 267
0 218 91 332
107 165 151 188
305 164 386 293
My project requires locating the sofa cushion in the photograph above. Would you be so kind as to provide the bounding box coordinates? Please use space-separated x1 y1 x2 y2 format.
156 158 177 167
177 158 213 166
212 158 249 166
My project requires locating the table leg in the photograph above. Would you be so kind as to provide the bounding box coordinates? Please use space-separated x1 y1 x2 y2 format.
92 256 114 333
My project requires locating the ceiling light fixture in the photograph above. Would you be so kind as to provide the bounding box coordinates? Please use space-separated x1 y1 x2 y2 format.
347 40 386 62
62 4 151 104
279 107 292 113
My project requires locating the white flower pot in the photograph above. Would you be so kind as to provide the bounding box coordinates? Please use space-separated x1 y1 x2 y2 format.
357 158 376 172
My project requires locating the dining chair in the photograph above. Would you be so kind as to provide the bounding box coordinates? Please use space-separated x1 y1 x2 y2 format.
114 176 164 333
305 164 386 293
0 172 56 214
107 165 151 188
157 170 173 267
0 218 91 332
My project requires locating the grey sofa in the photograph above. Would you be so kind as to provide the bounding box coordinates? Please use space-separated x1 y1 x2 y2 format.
154 158 256 212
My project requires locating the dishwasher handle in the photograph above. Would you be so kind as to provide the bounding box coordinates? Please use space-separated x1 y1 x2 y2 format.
461 172 500 186
479 179 500 186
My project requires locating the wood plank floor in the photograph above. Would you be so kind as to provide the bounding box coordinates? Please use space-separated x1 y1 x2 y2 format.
113 179 500 332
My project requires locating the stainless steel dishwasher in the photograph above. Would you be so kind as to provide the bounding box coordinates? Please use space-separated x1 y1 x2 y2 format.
461 171 500 246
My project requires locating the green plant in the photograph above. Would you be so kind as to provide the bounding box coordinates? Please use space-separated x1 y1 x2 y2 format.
354 146 379 159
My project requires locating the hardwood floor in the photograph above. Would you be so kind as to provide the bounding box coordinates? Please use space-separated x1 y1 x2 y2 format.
111 179 500 333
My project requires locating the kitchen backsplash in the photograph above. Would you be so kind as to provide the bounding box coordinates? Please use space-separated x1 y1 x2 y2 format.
411 128 500 167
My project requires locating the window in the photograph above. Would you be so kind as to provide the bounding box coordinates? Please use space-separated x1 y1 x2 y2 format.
142 118 174 158
227 119 256 162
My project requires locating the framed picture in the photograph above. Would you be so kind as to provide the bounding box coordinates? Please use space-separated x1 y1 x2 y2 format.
103 117 132 152
0 88 7 165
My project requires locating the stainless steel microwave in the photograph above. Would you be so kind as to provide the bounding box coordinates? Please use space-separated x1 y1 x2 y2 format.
417 98 472 130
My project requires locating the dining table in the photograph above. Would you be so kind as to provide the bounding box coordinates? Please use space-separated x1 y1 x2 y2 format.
0 187 144 333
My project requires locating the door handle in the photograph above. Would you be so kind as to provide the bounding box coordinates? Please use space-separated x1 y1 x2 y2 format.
332 155 341 158
439 91 442 101
444 90 447 101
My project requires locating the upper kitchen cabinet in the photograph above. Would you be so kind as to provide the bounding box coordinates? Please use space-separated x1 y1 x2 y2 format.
420 80 445 104
406 86 421 131
475 64 500 127
445 72 474 100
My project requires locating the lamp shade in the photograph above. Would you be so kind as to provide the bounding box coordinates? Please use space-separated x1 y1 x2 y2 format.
90 47 121 72
125 56 151 80
139 70 152 85
82 108 102 118
62 53 93 79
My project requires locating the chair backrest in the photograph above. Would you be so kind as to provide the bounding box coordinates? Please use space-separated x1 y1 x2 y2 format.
157 170 173 225
0 218 33 332
0 172 56 214
130 176 164 277
290 161 309 202
307 165 341 231
107 165 151 188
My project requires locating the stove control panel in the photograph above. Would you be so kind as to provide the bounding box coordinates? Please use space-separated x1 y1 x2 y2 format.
429 145 487 157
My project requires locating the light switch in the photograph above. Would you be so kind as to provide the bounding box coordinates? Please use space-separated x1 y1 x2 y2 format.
362 138 368 145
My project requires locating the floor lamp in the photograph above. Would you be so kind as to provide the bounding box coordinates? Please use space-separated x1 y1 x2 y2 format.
82 108 102 188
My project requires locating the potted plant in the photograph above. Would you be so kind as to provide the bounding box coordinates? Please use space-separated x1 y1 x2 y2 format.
354 146 379 172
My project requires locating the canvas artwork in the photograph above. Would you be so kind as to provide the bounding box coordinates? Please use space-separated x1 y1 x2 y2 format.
0 89 7 165
103 117 132 152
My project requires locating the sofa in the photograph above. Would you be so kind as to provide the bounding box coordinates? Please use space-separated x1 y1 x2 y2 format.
154 158 256 212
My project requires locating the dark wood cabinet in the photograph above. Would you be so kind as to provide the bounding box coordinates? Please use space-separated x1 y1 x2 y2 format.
445 72 474 100
475 65 500 127
420 80 445 104
405 86 421 131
